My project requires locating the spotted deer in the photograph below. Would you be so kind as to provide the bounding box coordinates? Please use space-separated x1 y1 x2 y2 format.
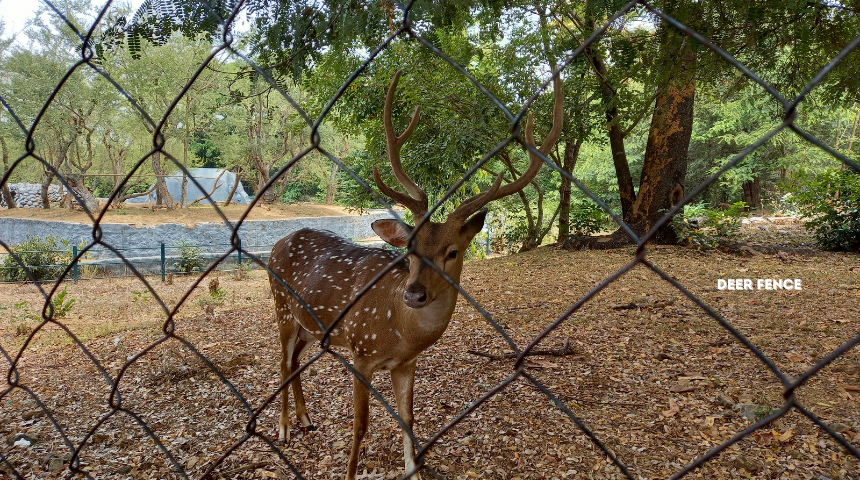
268 70 562 480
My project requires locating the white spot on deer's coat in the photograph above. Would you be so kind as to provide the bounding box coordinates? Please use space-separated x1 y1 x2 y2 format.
371 334 376 340
387 310 392 318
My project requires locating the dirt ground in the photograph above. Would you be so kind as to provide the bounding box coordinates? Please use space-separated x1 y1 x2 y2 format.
0 222 858 479
0 202 354 225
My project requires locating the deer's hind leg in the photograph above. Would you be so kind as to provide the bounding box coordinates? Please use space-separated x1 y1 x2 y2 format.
291 328 316 431
278 315 299 443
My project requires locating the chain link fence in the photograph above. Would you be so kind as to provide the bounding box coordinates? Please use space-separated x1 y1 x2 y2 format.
1 0 859 478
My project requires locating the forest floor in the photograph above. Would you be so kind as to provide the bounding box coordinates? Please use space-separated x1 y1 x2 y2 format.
0 202 354 225
0 221 858 480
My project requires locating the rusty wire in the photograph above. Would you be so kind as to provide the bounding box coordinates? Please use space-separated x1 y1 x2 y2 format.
0 0 858 479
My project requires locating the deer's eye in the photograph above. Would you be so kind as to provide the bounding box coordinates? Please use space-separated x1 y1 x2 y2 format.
448 250 459 259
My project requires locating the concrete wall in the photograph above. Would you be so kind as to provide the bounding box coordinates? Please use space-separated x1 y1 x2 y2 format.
0 210 396 256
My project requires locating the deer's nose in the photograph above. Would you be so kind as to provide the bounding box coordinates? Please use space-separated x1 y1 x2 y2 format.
403 283 428 309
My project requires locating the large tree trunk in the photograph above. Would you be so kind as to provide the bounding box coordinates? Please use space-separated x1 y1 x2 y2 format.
626 41 695 243
742 176 761 210
151 151 175 209
66 174 99 212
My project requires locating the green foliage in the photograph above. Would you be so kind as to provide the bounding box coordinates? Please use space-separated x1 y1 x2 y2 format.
569 199 613 236
190 131 224 168
671 202 747 249
173 242 204 273
210 285 227 304
197 284 226 315
51 286 76 319
753 394 777 420
794 169 860 252
132 290 150 303
0 235 70 282
465 233 488 260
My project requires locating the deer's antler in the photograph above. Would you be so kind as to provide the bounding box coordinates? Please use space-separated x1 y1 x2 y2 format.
374 70 429 219
450 74 564 222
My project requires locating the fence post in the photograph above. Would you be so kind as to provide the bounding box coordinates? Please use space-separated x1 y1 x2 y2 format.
237 238 242 270
161 243 166 282
71 245 78 282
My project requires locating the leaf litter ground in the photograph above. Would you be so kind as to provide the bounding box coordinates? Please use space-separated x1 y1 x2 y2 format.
0 223 858 479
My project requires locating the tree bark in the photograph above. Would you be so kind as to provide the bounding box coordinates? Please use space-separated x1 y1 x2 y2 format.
41 170 54 209
557 136 582 244
224 169 243 206
742 176 760 210
584 14 635 218
626 40 695 243
66 174 99 212
0 136 14 208
151 151 175 209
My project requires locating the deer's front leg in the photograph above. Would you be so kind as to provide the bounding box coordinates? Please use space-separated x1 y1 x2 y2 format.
391 360 420 480
346 367 372 480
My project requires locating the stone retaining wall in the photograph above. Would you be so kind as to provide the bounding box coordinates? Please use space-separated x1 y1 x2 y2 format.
0 210 395 256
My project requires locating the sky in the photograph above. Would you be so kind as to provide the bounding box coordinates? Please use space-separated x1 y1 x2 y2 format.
0 0 145 40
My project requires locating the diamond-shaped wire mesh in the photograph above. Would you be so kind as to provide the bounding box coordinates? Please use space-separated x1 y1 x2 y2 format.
1 0 859 479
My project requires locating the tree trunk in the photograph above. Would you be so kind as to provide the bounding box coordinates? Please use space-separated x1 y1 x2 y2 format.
742 176 761 210
584 15 635 218
557 136 582 244
327 138 347 205
626 40 695 243
41 171 54 209
151 151 175 209
224 170 243 207
0 136 14 208
66 175 99 212
326 163 338 204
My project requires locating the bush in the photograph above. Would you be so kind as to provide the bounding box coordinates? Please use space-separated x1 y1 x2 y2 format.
0 235 70 282
671 202 747 249
570 199 613 236
794 168 860 251
51 285 76 319
173 242 204 273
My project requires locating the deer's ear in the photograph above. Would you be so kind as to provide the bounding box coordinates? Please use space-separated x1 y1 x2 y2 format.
460 209 487 240
372 219 411 248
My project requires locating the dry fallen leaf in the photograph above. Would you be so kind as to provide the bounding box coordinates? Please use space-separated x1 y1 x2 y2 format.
775 429 793 442
662 399 680 417
525 359 560 369
784 352 805 363
669 381 696 393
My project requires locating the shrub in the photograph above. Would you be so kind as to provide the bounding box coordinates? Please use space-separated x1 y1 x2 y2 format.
0 235 70 282
793 168 860 252
671 201 747 249
173 242 204 273
51 285 76 319
569 199 613 236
